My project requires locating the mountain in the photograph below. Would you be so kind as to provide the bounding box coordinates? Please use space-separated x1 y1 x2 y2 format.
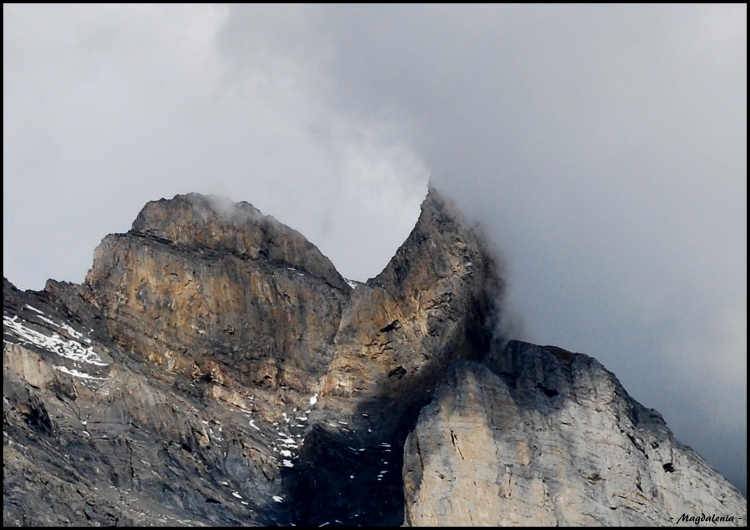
3 189 746 526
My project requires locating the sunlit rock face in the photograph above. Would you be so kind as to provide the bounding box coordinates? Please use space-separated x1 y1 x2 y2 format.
3 189 746 527
403 341 747 526
82 193 350 398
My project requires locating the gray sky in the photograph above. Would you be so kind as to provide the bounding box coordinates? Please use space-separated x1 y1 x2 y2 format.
4 5 746 495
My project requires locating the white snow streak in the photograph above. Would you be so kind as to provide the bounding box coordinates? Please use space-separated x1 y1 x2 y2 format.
4 315 107 366
54 366 107 380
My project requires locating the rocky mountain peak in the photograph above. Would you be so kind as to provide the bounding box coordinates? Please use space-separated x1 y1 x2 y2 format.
4 187 746 526
128 192 348 291
372 185 496 290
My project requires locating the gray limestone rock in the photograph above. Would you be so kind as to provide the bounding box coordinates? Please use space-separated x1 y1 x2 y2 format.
403 341 747 526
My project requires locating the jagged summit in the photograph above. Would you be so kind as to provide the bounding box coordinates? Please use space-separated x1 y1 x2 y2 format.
372 185 500 296
3 187 746 526
128 192 349 292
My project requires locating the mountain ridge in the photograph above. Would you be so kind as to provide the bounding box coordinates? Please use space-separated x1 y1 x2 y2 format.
3 188 746 526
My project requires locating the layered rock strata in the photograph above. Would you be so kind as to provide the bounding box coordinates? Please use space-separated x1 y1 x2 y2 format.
3 188 746 527
4 188 500 526
83 193 351 398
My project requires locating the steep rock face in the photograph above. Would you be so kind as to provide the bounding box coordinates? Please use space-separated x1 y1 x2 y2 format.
83 193 350 398
403 341 747 526
4 188 502 526
269 187 502 525
322 186 499 405
4 189 746 527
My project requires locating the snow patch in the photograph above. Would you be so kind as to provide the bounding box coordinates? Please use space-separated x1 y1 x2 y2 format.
4 315 107 366
58 321 85 340
36 314 58 327
54 366 107 380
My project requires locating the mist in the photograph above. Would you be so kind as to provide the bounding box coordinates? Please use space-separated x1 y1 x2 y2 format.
4 5 746 495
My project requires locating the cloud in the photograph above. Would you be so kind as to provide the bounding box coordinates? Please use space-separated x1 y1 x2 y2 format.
283 5 747 493
3 4 429 288
3 4 746 495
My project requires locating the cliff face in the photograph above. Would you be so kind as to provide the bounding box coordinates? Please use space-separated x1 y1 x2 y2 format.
404 342 747 526
3 189 746 527
83 193 350 397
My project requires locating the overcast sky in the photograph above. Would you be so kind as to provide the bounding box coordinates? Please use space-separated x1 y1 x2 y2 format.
4 5 746 495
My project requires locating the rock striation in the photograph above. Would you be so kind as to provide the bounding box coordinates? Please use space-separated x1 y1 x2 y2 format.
3 188 746 526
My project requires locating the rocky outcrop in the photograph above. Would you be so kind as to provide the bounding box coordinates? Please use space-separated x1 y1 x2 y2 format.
282 187 501 525
82 193 350 400
3 188 746 526
322 185 500 405
3 277 285 526
130 193 349 292
4 188 501 526
403 341 747 526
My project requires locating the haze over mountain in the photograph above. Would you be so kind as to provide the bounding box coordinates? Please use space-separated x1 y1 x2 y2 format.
4 4 746 497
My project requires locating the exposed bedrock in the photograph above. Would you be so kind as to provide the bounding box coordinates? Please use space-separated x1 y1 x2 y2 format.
403 341 747 526
3 188 745 526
